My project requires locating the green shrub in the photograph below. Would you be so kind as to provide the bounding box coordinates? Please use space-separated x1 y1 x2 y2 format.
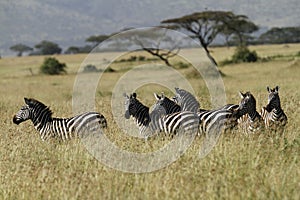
176 61 190 69
104 66 115 73
82 64 98 73
138 56 146 61
231 46 258 63
40 57 66 75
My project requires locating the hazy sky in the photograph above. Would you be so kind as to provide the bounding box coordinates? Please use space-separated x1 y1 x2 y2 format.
0 0 299 55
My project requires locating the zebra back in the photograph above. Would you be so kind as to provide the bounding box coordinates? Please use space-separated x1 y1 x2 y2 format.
198 109 238 136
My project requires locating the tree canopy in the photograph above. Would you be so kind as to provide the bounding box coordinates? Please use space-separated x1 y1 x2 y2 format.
161 11 258 65
34 40 62 55
85 35 110 48
10 43 33 56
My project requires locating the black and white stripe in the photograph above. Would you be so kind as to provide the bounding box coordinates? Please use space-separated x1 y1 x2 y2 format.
124 93 199 138
197 109 238 135
153 93 181 114
260 86 287 131
236 91 263 133
170 88 238 135
173 87 200 113
13 98 107 141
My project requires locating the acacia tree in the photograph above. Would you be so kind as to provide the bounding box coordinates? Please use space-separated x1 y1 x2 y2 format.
133 28 181 67
85 35 109 48
10 43 33 56
161 11 258 66
35 40 62 55
218 13 258 46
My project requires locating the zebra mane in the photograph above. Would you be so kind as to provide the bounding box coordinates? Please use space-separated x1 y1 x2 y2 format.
25 98 53 118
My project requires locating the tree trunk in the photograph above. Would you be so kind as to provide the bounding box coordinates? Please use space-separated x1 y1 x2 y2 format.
203 46 218 66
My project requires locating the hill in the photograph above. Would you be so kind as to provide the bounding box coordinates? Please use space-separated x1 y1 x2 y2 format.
0 0 299 56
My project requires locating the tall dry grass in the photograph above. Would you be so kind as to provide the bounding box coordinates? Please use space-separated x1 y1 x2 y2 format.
0 44 299 199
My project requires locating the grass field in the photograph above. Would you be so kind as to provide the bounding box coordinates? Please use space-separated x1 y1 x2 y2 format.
0 44 299 199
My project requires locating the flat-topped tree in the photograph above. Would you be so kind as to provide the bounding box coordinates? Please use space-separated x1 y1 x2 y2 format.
10 43 33 57
218 13 258 47
161 11 258 66
85 35 110 48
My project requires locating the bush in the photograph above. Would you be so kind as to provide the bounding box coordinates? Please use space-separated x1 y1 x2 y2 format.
231 46 258 63
104 66 115 73
176 61 190 69
82 64 98 73
40 57 67 75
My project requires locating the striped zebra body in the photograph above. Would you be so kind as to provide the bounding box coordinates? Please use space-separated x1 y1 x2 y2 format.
13 98 107 141
236 91 263 134
124 93 199 138
158 110 199 135
260 86 287 132
198 109 238 135
171 88 238 135
218 104 239 111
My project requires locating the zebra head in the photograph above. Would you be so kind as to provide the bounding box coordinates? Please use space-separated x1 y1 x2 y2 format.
13 98 53 125
124 93 132 119
266 86 281 112
123 92 142 119
13 98 34 125
238 91 257 116
173 87 200 113
151 100 167 117
154 92 181 114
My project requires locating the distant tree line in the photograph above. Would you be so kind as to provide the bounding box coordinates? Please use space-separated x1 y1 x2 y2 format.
9 10 300 58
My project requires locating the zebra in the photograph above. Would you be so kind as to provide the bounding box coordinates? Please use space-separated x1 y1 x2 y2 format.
173 87 200 113
197 109 238 135
236 91 264 133
153 92 181 114
13 98 107 141
155 89 237 136
124 93 199 139
260 86 287 132
173 87 239 113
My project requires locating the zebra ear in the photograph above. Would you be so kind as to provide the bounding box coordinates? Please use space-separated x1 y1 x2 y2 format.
161 92 165 99
24 97 31 105
238 91 245 99
275 86 279 92
132 93 137 99
267 86 271 92
154 93 161 100
123 93 129 99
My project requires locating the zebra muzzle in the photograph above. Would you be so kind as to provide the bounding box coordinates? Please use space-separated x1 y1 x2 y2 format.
13 115 21 125
125 111 130 119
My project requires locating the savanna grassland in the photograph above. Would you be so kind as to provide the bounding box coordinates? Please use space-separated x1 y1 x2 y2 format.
0 44 299 199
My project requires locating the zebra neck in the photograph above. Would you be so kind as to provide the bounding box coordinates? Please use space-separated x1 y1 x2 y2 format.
134 107 151 127
248 110 260 121
33 120 52 136
31 115 52 129
273 107 283 116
